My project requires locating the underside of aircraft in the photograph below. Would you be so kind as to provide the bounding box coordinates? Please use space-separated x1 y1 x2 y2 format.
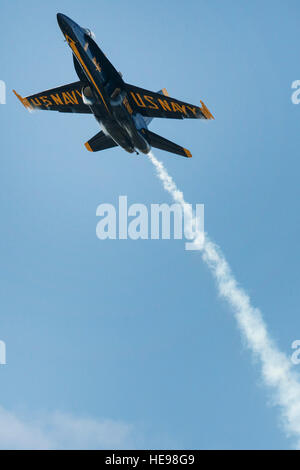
13 13 214 158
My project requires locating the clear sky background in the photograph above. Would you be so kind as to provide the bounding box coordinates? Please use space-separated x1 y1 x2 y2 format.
1 0 300 449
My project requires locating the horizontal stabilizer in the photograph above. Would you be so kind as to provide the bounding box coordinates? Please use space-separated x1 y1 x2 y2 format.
84 131 118 152
141 129 192 158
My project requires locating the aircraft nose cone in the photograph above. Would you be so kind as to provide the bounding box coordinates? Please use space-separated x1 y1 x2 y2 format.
57 13 75 33
57 13 67 28
57 13 80 37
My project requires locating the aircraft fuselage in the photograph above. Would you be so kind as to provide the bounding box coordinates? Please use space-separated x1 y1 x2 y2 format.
57 13 150 155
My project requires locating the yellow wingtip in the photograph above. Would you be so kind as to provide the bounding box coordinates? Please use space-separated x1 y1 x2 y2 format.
84 142 93 152
200 100 214 120
184 148 192 158
162 88 169 97
13 89 33 110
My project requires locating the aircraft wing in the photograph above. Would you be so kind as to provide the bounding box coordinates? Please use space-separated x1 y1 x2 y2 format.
13 81 92 114
125 83 214 120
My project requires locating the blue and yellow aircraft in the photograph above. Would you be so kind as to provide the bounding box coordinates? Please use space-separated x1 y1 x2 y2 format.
14 13 214 158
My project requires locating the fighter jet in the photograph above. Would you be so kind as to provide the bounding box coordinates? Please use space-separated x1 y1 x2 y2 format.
13 13 214 158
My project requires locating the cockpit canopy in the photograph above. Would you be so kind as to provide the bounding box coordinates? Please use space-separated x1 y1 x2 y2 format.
84 28 96 40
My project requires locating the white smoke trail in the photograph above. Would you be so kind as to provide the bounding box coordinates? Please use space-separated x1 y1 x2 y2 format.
148 151 300 447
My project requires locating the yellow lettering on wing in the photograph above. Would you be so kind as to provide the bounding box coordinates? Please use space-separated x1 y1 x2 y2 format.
69 90 79 104
171 102 186 114
186 106 197 116
62 92 75 105
31 97 42 106
157 98 171 112
130 92 146 108
40 95 52 107
50 94 64 105
144 95 159 110
180 105 187 116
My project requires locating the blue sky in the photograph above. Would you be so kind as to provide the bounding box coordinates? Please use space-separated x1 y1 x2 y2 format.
1 0 300 449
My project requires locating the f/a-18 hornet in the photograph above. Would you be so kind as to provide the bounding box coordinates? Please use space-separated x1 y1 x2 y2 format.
14 13 214 158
